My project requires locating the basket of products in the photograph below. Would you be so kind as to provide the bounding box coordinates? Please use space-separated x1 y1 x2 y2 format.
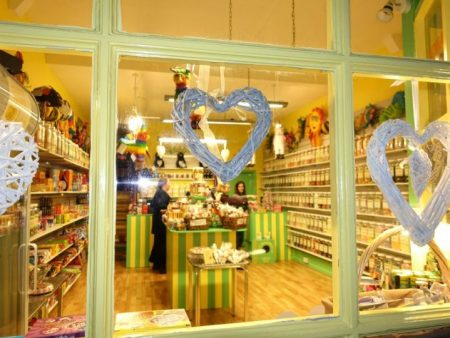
321 226 450 314
217 204 248 229
184 215 210 230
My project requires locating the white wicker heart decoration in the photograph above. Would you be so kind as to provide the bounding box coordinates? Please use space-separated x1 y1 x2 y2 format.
0 121 39 214
367 119 450 246
171 87 272 182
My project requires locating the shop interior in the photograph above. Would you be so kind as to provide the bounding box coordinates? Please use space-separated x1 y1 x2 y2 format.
0 0 449 336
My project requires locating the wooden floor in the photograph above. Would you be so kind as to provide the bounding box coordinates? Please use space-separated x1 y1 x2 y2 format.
59 260 332 326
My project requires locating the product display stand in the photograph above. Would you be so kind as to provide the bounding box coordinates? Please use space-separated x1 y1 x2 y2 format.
187 253 249 326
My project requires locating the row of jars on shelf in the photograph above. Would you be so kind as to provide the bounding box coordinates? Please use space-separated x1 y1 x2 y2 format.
288 232 333 259
264 161 409 189
35 122 90 168
287 212 331 234
356 220 410 253
264 169 331 188
356 192 407 216
272 192 331 210
356 161 409 185
355 134 406 157
263 145 330 172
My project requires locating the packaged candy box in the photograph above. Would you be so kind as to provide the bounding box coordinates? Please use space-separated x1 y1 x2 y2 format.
27 315 85 338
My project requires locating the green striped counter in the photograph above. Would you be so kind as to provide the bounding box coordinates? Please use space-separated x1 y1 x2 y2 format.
167 227 244 310
246 211 289 262
126 214 153 268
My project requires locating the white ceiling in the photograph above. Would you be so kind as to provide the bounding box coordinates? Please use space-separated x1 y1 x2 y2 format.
4 0 405 121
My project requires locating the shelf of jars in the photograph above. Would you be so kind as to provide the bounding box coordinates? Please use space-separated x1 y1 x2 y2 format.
30 215 89 242
286 229 333 262
37 146 89 173
31 191 89 196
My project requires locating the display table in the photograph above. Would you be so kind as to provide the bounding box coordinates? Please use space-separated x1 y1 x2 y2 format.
187 253 249 326
126 214 153 268
246 211 288 263
167 227 245 310
28 273 69 319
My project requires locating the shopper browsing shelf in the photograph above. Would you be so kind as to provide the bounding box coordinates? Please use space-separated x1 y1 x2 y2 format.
149 178 171 274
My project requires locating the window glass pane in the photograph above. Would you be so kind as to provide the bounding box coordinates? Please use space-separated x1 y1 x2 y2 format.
0 0 92 28
351 0 450 61
120 0 329 49
114 56 336 329
353 74 450 314
0 47 92 332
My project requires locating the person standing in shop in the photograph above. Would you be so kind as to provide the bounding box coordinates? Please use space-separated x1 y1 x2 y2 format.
230 181 248 249
149 178 171 274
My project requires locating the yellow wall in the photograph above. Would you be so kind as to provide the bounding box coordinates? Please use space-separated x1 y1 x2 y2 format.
279 76 404 135
2 49 89 122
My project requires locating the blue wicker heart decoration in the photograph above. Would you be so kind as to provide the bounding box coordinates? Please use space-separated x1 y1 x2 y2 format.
171 87 272 182
367 119 450 246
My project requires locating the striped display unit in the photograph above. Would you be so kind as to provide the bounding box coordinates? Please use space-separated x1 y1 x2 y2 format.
126 214 153 268
167 228 243 310
246 211 289 262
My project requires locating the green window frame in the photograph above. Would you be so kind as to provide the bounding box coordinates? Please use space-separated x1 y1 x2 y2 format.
0 1 449 337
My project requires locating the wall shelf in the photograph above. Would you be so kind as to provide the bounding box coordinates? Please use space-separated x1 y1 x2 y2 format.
287 244 332 262
31 191 89 196
30 215 89 242
287 225 332 239
38 146 89 172
40 244 74 265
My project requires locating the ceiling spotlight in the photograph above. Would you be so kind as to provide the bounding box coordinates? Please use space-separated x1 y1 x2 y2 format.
377 0 411 23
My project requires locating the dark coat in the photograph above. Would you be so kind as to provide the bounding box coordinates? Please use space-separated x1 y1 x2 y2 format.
151 188 170 235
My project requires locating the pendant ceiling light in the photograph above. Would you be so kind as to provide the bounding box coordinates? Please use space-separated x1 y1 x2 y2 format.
128 73 143 133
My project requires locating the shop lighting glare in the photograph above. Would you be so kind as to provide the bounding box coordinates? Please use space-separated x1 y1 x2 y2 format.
137 177 158 188
162 119 251 126
164 95 288 109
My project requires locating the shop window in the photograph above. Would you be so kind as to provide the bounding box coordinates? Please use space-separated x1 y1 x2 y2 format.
0 0 92 28
352 74 450 314
351 0 450 61
0 47 92 336
114 56 337 329
120 0 329 49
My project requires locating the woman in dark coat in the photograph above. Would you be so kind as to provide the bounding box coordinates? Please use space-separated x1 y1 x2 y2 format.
149 178 170 273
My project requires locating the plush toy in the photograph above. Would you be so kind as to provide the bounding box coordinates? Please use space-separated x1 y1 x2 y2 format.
272 123 285 159
176 152 187 168
379 91 405 123
171 67 191 99
154 152 165 168
354 104 380 132
307 107 326 147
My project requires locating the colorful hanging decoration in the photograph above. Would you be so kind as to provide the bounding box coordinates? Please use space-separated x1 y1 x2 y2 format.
0 121 39 214
307 107 326 147
366 119 450 246
171 87 272 183
118 124 150 170
272 123 285 159
171 67 191 100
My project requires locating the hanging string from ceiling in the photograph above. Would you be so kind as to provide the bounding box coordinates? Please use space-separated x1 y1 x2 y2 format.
228 0 233 40
291 0 296 48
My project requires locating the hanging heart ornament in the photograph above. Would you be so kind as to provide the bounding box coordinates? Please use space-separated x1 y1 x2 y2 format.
171 87 272 182
367 119 450 246
0 121 39 214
